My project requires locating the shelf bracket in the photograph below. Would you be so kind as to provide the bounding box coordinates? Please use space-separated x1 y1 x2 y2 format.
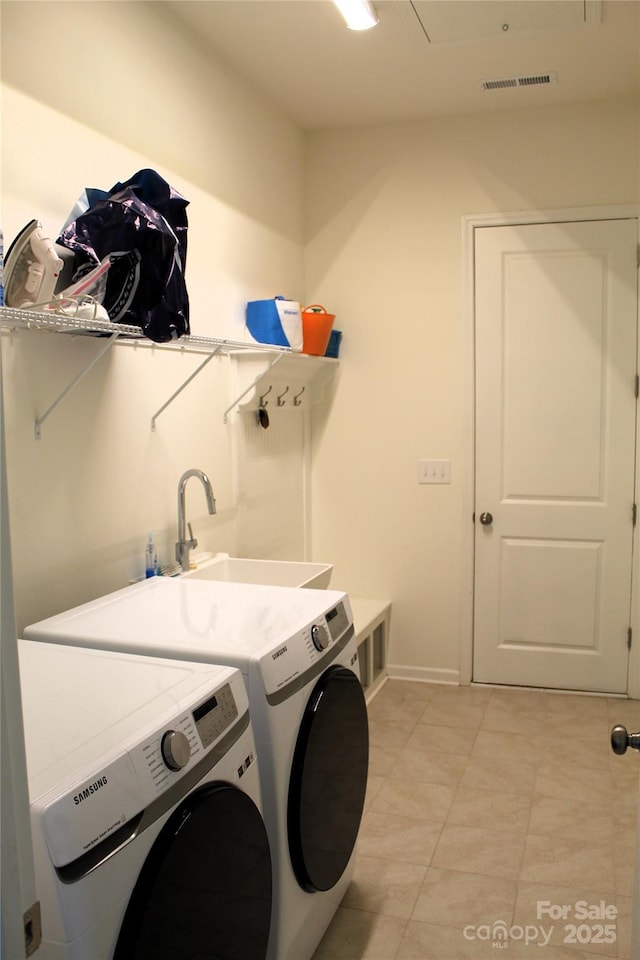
34 330 122 440
151 347 223 430
223 354 285 423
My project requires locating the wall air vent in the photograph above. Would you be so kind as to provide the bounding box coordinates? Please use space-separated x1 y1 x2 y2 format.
481 71 558 91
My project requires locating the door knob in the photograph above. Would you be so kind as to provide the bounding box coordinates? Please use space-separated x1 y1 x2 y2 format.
479 512 493 526
611 724 640 755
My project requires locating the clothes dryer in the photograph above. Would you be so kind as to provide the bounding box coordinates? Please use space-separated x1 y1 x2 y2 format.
25 577 369 960
17 639 272 960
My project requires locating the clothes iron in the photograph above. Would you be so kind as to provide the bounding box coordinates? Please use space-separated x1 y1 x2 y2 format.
4 220 64 309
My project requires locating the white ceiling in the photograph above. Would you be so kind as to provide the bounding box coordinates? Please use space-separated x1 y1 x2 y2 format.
165 0 640 129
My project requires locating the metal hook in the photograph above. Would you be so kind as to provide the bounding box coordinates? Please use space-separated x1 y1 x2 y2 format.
259 384 273 407
277 385 290 407
293 386 306 406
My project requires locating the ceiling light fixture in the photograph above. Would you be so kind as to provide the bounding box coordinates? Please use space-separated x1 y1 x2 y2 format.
332 0 378 31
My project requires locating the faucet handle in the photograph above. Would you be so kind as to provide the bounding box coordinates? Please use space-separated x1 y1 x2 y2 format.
188 523 198 548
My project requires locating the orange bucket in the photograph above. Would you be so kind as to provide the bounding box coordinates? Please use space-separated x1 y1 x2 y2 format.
301 304 335 356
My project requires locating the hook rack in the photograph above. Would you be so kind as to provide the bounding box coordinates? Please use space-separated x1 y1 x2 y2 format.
259 385 273 407
225 351 340 422
223 354 285 423
277 385 290 406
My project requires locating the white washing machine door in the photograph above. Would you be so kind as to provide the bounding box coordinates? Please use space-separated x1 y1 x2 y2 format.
287 665 369 893
113 780 272 960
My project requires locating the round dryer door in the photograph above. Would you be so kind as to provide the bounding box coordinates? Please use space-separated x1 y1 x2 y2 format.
113 782 272 960
288 665 369 892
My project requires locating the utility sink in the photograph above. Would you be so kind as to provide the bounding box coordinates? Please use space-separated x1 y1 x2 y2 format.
181 554 333 589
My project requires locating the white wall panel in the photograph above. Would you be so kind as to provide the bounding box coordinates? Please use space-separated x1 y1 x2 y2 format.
235 408 307 561
0 3 305 633
305 99 640 678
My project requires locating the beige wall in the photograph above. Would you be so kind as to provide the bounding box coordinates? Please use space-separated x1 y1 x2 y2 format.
2 1 639 685
1 2 307 633
305 99 640 681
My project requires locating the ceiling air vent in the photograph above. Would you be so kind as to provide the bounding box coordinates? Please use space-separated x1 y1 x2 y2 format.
481 71 558 91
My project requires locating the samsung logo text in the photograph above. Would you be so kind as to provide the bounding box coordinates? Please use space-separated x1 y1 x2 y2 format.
73 777 108 805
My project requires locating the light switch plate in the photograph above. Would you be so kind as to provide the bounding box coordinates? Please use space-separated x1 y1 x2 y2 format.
418 459 451 484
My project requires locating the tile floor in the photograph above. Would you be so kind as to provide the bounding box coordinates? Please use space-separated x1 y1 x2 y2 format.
312 679 640 960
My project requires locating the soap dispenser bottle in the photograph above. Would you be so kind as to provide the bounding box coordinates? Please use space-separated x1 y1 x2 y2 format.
145 533 157 578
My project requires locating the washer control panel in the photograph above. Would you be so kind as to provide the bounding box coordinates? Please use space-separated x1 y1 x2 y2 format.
40 679 242 868
142 713 197 795
310 623 329 651
142 682 238 790
325 601 350 642
192 682 238 748
161 729 191 771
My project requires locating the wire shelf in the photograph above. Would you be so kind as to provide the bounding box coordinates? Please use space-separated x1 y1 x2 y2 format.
0 306 291 355
0 306 318 437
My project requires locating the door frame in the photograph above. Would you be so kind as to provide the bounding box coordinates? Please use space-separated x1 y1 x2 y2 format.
460 204 640 696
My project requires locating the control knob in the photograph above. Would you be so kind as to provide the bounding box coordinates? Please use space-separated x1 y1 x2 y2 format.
161 729 191 771
311 623 329 652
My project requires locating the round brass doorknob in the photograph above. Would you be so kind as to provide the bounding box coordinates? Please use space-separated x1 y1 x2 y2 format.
479 512 493 526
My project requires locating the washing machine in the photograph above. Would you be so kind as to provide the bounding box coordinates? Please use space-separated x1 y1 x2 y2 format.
24 576 369 960
17 638 272 960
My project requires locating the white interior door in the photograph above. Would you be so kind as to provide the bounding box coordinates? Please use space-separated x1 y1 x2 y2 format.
473 218 638 693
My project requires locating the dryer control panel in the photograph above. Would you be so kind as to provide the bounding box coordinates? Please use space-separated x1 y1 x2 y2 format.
258 598 354 698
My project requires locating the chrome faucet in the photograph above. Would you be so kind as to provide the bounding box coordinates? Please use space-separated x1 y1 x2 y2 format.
176 469 216 571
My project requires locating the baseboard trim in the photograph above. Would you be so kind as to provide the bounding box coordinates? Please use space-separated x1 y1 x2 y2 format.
386 663 460 686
